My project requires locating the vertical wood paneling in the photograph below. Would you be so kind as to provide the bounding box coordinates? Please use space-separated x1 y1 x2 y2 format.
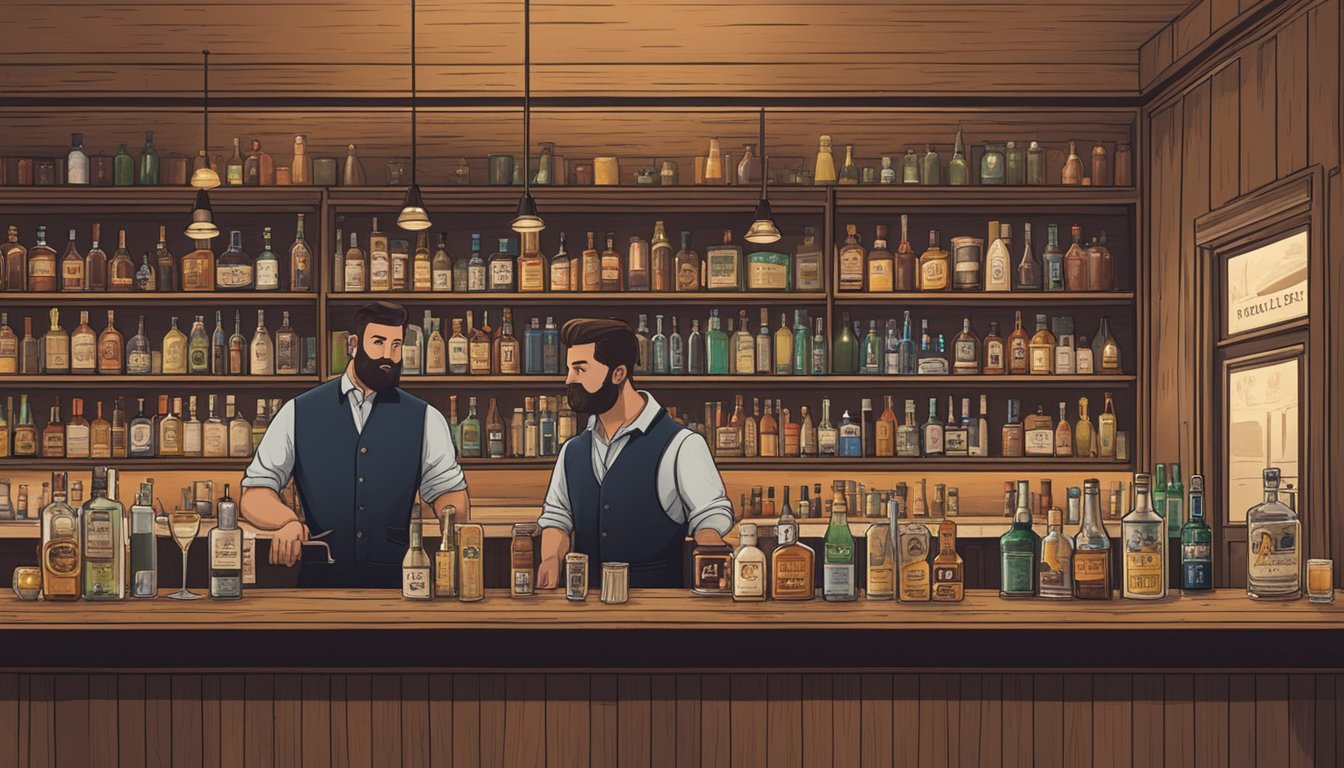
801 675 833 768
53 674 90 768
698 676 729 768
859 674 893 768
1314 675 1337 768
1276 16 1310 176
546 675 588 768
831 674 861 767
1094 675 1133 768
329 676 350 768
243 674 275 768
1229 675 1256 768
978 675 1004 768
144 675 171 768
200 675 221 768
1165 675 1196 767
1133 674 1165 765
1287 674 1315 768
301 675 333 768
1210 61 1243 206
765 674 802 768
274 674 303 768
428 674 453 768
88 675 118 768
1063 675 1093 768
1240 39 1278 193
891 674 920 768
18 675 31 767
29 674 54 768
649 675 678 768
1180 79 1212 475
1149 102 1182 467
949 674 979 768
1255 675 1289 768
1307 0 1341 172
1001 674 1033 768
401 674 431 768
1032 674 1064 768
674 675 701 768
479 675 506 768
1195 674 1230 768
170 675 203 768
345 674 373 768
452 675 481 768
0 675 17 768
919 674 952 768
729 674 767 768
618 674 653 768
218 675 245 768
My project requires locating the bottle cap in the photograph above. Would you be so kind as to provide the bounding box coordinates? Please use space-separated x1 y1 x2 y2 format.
739 523 758 545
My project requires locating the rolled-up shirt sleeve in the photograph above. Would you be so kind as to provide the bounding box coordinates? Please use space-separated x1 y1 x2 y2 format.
537 441 575 533
670 432 734 536
419 405 467 503
241 399 297 492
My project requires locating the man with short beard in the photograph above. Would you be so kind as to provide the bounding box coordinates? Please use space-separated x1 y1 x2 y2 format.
240 301 470 588
535 318 732 590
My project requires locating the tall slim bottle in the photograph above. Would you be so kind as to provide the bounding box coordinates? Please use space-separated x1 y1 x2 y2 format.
1121 473 1167 600
822 482 857 601
130 481 158 598
1180 475 1212 592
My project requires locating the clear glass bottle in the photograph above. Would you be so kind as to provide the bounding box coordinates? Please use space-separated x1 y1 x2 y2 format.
401 508 432 599
1038 507 1073 598
1245 467 1301 599
1072 479 1112 598
1121 473 1167 599
40 472 81 601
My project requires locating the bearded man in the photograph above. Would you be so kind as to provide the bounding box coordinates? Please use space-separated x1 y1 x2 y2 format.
534 317 732 590
241 301 470 587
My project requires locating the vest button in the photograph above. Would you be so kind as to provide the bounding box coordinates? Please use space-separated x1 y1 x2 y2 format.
601 531 608 538
358 477 364 483
603 504 610 510
357 531 364 539
360 447 368 454
359 505 366 511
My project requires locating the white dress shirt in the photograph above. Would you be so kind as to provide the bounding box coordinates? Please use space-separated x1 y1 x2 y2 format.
538 391 733 536
241 373 467 503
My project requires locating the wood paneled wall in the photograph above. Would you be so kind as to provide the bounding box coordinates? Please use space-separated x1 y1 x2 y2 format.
0 0 1186 99
0 671 1339 767
1143 0 1342 581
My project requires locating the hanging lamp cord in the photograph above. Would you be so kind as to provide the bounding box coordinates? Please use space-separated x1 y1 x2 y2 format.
759 106 766 198
522 0 531 195
410 0 417 186
202 50 210 154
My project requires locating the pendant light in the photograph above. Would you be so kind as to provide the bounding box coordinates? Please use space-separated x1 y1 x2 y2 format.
744 107 781 245
510 0 544 233
397 0 431 231
185 49 221 240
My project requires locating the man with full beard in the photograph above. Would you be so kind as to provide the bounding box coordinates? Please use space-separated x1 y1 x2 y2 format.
240 301 470 587
535 318 732 590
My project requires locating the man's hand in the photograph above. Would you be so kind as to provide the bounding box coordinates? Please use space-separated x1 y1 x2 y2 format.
268 519 308 566
694 528 727 547
537 556 560 589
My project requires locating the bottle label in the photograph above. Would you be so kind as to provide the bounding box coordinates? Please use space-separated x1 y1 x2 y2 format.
748 253 789 290
242 535 257 584
868 260 893 292
932 564 964 601
491 260 514 289
1024 428 1054 456
923 426 944 454
255 260 279 289
838 250 864 288
217 264 254 288
469 343 490 374
874 420 894 456
435 551 457 596
733 560 765 598
1039 539 1071 590
1073 551 1108 583
84 517 115 559
1183 558 1212 589
66 426 90 457
818 430 837 455
46 339 69 369
705 251 740 290
795 254 822 290
1054 346 1075 374
986 251 1010 289
402 566 430 598
955 340 977 364
72 337 96 369
519 263 544 292
431 268 451 291
759 433 779 458
99 338 120 370
1001 551 1034 593
920 259 948 289
773 558 811 598
128 350 150 373
211 576 242 597
62 260 85 289
1123 524 1164 595
1009 340 1028 372
211 532 242 569
550 263 570 292
986 341 1004 370
944 428 969 455
898 563 930 601
1247 521 1299 580
30 259 55 277
370 257 390 289
1030 346 1052 374
823 563 854 595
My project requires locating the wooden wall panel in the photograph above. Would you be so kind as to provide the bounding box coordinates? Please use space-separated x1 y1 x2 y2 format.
1139 0 1282 90
4 672 1336 767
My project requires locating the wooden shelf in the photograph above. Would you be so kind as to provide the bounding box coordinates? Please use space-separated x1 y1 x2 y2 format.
326 291 828 304
0 187 324 210
832 186 1138 209
2 375 320 386
832 291 1135 306
0 457 251 470
374 374 1135 387
327 185 828 213
0 292 318 305
458 457 1132 471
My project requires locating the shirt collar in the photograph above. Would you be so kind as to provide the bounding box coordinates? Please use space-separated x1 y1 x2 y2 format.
340 372 374 405
587 390 662 442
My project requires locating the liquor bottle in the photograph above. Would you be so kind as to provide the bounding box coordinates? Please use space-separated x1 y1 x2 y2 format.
226 311 246 375
201 394 226 457
873 395 897 457
78 466 124 600
685 318 704 374
459 396 482 457
732 523 767 602
226 395 251 457
65 132 90 184
78 225 107 292
914 396 942 456
837 410 861 457
431 233 452 292
931 519 964 601
331 223 346 293
125 396 152 457
138 130 160 185
209 485 243 599
129 481 157 598
1013 222 1040 291
1073 479 1112 599
3 225 28 291
1245 467 1301 599
702 309 727 374
768 313 792 376
90 401 112 458
1028 313 1055 375
402 508 432 600
771 501 815 600
40 472 81 601
917 229 950 291
1086 233 1115 291
247 139 274 185
794 228 824 291
70 310 97 375
490 236 517 292
1041 224 1065 291
290 134 311 184
1163 462 1185 536
225 137 245 185
12 395 36 456
276 311 300 375
250 309 274 375
364 218 390 291
984 222 1012 292
215 230 254 291
831 311 857 374
945 128 969 185
866 225 894 292
1063 224 1088 291
896 521 932 602
729 310 753 374
758 399 780 458
1062 141 1084 185
950 318 980 374
837 224 864 291
41 307 69 374
338 230 366 292
813 135 837 184
517 230 546 292
485 397 506 458
342 144 367 185
1097 392 1118 459
112 143 135 186
1097 318 1122 373
1180 474 1212 591
177 234 215 291
1038 507 1073 599
495 308 521 375
577 231 600 292
980 142 1005 184
838 144 859 184
28 226 58 292
1121 473 1167 599
436 505 459 597
706 229 742 291
159 396 184 456
822 482 857 601
999 480 1039 598
1048 401 1073 457
65 397 90 458
247 227 278 292
60 228 85 291
1001 310 1027 375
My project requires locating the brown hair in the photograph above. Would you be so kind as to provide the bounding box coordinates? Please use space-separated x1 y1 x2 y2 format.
560 317 639 379
354 301 408 340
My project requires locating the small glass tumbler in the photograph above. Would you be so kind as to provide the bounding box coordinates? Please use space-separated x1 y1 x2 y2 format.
600 562 629 604
13 567 42 601
1306 560 1334 604
565 552 589 602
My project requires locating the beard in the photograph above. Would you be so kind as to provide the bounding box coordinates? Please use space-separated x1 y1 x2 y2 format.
353 346 403 392
566 371 621 415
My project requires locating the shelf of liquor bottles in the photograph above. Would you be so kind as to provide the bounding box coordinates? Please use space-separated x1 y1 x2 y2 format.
364 374 1135 388
831 291 1134 307
1 375 319 387
326 292 830 305
0 292 317 305
453 457 1130 471
0 186 324 213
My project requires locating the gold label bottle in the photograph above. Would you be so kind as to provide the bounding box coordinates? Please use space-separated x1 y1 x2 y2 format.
865 522 895 599
896 522 932 602
931 519 964 602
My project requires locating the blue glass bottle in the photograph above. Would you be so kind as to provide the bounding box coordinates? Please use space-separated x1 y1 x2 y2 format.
651 314 669 375
669 315 684 374
838 410 862 457
539 400 557 456
524 317 543 374
542 316 560 374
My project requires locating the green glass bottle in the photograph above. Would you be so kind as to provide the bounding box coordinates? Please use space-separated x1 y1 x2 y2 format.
791 310 811 375
1152 463 1168 523
833 311 858 374
705 309 729 375
113 144 135 186
138 130 159 186
822 481 857 601
1180 474 1212 591
947 128 969 186
999 480 1039 598
1166 463 1184 536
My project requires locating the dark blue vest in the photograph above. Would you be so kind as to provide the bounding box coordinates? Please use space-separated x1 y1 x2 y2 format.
292 378 426 588
564 409 687 589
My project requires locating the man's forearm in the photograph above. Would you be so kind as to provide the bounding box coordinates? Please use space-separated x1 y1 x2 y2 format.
540 526 571 562
240 486 302 529
431 489 470 522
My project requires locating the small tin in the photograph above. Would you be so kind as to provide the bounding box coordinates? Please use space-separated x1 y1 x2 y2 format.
593 156 619 185
565 552 590 601
600 562 629 604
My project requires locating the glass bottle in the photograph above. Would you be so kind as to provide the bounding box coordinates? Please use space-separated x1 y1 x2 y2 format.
983 222 1012 292
1026 140 1046 185
866 225 894 292
60 228 85 291
40 472 81 601
813 135 837 184
686 318 704 374
1073 479 1112 599
226 137 245 185
1001 399 1024 457
1004 141 1024 185
822 483 857 601
1041 224 1064 291
999 480 1039 598
138 131 160 185
947 128 969 186
489 237 516 292
674 231 700 292
113 143 135 186
289 213 312 291
771 498 816 600
247 139 274 185
1121 473 1167 599
931 519 964 602
1015 222 1041 291
1180 474 1212 591
625 234 649 292
254 226 279 291
921 144 941 185
1038 507 1073 598
917 229 950 291
980 143 1005 185
1028 313 1055 375
1063 224 1088 291
1086 232 1115 291
28 226 59 292
1245 467 1301 599
836 224 865 291
342 144 366 185
1061 141 1084 185
705 309 729 375
649 222 672 292
732 523 767 602
466 233 486 292
66 133 91 185
703 137 724 184
879 156 896 184
838 145 859 184
1006 310 1029 374
217 230 254 291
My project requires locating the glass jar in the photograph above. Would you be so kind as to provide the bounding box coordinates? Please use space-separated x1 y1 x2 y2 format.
691 543 733 596
384 159 407 186
488 154 515 185
565 552 589 601
275 166 293 186
574 163 594 186
313 157 338 186
510 523 536 597
980 143 1005 185
594 156 620 185
12 567 41 600
533 142 555 185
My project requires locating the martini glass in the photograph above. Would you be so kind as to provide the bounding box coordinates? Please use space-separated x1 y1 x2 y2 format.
168 509 203 600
